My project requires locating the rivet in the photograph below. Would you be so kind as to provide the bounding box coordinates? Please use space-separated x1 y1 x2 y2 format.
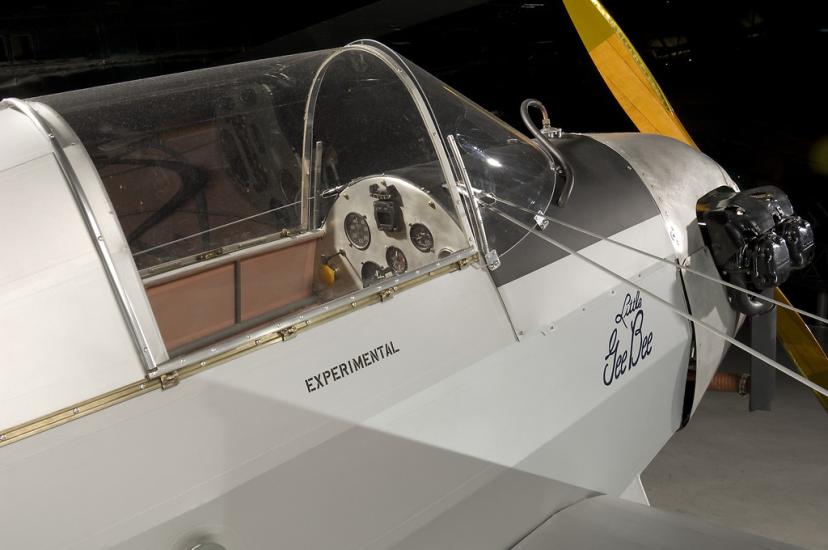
139 383 146 390
72 408 80 414
200 361 206 367
0 434 6 441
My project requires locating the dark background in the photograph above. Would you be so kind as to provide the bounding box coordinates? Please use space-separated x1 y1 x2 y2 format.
2 0 825 307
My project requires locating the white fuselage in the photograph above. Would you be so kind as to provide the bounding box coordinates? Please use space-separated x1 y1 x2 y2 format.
0 90 736 549
1 219 693 549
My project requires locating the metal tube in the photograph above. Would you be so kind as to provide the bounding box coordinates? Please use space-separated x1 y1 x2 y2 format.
750 288 776 411
446 134 499 270
312 140 324 230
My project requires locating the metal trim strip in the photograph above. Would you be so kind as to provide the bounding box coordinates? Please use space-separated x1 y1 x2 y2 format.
142 229 325 287
0 251 476 448
0 98 157 373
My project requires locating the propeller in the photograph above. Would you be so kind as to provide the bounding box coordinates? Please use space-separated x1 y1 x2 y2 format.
561 0 828 412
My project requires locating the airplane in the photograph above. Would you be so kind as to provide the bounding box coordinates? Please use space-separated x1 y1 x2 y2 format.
0 1 825 548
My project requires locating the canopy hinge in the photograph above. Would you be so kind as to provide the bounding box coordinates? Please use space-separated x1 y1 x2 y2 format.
279 325 299 341
159 371 180 390
457 254 477 269
379 287 396 302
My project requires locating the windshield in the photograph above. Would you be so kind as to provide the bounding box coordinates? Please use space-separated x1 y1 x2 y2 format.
404 57 559 257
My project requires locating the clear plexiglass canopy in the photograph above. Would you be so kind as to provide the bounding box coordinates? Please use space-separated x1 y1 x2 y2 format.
35 40 559 354
37 40 556 273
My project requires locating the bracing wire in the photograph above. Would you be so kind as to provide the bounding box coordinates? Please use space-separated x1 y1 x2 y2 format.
483 192 828 328
483 204 828 399
132 198 308 258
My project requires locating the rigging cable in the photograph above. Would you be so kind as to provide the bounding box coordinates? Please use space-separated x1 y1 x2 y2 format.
482 203 828 399
478 191 828 327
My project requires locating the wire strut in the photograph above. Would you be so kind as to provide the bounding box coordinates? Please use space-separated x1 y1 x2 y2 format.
484 204 828 399
484 192 828 327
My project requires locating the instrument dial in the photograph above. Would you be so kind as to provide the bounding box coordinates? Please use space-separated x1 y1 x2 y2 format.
386 246 408 274
409 223 434 252
344 212 371 250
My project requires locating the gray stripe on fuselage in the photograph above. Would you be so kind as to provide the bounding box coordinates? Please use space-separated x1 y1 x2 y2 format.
491 134 661 287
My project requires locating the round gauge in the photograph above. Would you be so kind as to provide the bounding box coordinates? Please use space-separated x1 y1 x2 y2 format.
409 223 434 252
344 212 371 250
361 261 384 287
386 246 408 274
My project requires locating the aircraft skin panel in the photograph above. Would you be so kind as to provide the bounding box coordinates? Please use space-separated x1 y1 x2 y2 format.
491 134 662 287
109 425 594 550
0 265 515 549
0 108 53 170
0 153 145 429
591 133 741 413
512 276 690 496
498 214 671 338
590 132 738 260
369 260 690 496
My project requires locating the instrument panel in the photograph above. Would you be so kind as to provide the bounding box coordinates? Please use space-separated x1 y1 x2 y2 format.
316 175 470 297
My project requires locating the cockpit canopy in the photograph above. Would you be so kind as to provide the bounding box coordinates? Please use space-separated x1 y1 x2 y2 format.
38 41 555 273
34 40 557 355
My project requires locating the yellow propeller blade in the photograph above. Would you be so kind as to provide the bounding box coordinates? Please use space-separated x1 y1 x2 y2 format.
776 289 828 410
562 0 828 410
562 0 696 148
